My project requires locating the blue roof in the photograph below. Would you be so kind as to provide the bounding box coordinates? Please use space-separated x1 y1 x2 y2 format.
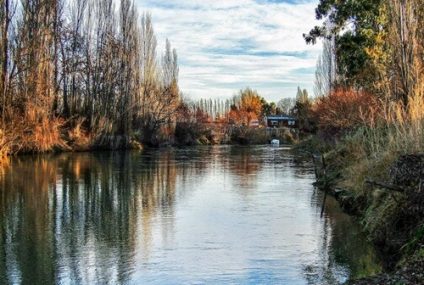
266 116 296 120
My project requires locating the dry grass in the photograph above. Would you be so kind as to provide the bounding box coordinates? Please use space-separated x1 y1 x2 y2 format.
339 84 424 195
330 89 424 255
340 0 424 195
30 118 69 152
67 118 92 151
366 90 424 157
2 104 70 154
0 129 10 166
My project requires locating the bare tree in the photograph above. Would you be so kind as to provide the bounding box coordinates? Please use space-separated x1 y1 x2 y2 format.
387 0 423 106
118 0 139 135
277 98 296 115
0 0 12 125
314 40 331 97
0 0 181 151
139 14 180 145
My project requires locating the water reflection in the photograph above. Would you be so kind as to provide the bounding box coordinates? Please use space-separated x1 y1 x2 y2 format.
0 147 381 284
301 190 382 284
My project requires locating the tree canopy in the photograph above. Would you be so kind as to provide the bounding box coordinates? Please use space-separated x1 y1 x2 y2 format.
304 0 388 89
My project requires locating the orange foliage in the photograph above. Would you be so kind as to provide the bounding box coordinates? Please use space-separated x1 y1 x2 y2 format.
312 89 380 133
0 129 9 165
195 108 212 124
228 109 259 126
228 109 242 125
240 92 262 115
3 104 69 153
228 88 262 126
67 118 91 151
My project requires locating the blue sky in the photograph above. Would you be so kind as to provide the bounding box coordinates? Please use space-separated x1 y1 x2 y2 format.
135 0 322 102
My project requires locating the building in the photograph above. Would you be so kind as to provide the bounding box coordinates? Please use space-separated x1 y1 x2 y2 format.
264 115 297 128
249 119 260 128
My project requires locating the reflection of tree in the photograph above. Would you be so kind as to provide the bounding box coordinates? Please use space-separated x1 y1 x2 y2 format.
0 155 59 284
290 155 316 178
303 194 382 284
203 146 261 200
323 198 382 279
228 147 261 177
0 147 384 284
0 151 181 284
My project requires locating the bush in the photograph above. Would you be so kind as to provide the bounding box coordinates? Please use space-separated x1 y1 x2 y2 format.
312 89 379 136
5 114 68 153
174 122 210 146
229 127 297 145
320 90 424 265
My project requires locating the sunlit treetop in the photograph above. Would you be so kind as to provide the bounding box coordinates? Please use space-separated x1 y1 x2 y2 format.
304 0 383 43
304 0 388 89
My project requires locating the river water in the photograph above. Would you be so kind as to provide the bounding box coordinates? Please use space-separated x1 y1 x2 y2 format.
0 146 381 284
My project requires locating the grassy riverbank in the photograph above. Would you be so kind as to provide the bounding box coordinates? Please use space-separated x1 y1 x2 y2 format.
294 92 424 283
0 120 297 168
298 1 424 282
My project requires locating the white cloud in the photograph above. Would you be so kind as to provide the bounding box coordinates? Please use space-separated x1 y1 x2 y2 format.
135 0 322 102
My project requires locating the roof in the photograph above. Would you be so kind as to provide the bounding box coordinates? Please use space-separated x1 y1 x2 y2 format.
265 115 297 121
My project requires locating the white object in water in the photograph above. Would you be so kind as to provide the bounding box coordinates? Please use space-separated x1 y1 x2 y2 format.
271 139 280 146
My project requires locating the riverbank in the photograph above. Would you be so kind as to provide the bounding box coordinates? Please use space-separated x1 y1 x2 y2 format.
0 125 297 164
294 135 424 284
175 124 297 146
349 257 424 285
0 128 144 159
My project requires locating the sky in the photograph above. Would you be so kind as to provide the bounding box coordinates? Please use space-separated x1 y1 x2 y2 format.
135 0 322 102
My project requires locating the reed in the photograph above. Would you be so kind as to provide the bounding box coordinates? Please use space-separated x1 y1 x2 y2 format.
340 85 424 195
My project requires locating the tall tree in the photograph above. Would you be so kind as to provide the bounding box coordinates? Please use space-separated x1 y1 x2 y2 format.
385 0 423 106
0 0 13 125
139 13 180 145
293 87 314 132
304 0 388 90
140 12 157 121
277 98 296 115
118 0 139 135
314 39 333 97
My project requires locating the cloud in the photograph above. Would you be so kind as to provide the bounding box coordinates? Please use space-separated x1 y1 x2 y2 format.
135 0 321 102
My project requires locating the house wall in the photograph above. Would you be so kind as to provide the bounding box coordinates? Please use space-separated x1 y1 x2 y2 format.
266 119 297 128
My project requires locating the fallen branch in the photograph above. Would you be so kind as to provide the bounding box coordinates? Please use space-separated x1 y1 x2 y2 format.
366 179 405 193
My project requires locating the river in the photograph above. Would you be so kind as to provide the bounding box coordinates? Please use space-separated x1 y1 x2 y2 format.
0 146 381 284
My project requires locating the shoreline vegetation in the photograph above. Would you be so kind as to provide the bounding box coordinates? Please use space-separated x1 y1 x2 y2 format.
0 0 299 162
298 0 424 283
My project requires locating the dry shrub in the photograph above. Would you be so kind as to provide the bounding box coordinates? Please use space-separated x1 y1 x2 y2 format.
67 118 91 151
91 117 114 139
365 90 424 157
4 104 69 153
339 86 424 196
312 88 380 135
32 118 67 152
0 129 10 165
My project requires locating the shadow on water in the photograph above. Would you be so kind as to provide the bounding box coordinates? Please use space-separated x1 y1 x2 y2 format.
0 146 381 284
